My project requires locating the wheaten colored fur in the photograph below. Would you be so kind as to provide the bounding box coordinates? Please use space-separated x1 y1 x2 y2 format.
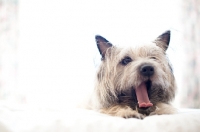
90 31 177 119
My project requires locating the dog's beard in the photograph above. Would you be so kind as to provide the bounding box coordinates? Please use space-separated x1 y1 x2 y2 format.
118 80 166 115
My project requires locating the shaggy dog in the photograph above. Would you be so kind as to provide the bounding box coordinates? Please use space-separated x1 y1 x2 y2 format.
90 31 177 119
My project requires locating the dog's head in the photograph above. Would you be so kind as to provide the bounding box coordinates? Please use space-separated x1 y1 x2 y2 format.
95 31 176 112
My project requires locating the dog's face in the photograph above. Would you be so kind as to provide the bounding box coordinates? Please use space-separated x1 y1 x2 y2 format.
95 31 176 114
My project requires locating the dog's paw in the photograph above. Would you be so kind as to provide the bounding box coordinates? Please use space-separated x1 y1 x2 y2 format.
114 106 145 119
101 106 145 119
121 110 145 119
149 103 177 116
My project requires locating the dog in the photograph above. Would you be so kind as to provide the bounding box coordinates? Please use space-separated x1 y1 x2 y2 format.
90 30 177 119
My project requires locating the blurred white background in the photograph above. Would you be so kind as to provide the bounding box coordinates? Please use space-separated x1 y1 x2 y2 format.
1 0 197 110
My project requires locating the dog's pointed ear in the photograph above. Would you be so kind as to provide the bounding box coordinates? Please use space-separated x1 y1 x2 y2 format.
95 35 113 59
154 30 170 51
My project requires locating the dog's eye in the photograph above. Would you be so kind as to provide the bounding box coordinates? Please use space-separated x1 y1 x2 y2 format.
121 57 132 65
151 57 157 60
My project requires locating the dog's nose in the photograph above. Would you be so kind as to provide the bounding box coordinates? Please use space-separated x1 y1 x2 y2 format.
140 65 154 77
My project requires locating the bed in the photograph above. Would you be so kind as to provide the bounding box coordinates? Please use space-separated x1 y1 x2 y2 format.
0 106 200 132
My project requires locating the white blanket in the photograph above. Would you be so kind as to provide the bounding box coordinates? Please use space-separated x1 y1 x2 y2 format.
0 107 200 132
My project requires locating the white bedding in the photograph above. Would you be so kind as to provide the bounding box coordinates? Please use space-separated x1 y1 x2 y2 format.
0 107 200 132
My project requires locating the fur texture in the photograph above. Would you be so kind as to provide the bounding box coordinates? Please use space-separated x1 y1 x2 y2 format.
91 31 177 119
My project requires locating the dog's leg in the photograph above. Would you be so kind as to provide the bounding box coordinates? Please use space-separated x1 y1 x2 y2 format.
150 103 177 115
100 105 145 119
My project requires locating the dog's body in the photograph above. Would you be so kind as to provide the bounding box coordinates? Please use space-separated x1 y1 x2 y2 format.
90 31 177 119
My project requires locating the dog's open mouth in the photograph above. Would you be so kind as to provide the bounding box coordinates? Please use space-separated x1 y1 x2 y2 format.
135 80 153 108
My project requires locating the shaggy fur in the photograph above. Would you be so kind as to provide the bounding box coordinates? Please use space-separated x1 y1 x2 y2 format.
91 31 177 119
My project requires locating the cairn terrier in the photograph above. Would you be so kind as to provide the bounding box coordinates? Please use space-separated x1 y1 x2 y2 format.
90 30 177 119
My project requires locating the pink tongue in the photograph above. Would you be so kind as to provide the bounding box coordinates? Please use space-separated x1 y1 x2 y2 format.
135 82 153 108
